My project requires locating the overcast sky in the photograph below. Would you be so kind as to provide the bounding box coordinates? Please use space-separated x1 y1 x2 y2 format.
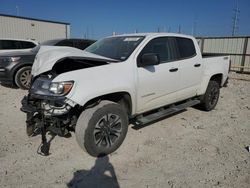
1 0 250 39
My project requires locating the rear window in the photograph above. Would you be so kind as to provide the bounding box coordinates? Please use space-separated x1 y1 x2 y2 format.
175 37 196 58
55 40 74 47
21 41 36 49
73 40 95 50
54 40 94 50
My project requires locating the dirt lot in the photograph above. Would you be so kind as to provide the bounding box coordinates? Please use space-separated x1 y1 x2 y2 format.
0 73 249 188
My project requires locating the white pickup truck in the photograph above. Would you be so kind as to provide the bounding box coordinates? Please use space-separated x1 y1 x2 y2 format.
21 33 230 157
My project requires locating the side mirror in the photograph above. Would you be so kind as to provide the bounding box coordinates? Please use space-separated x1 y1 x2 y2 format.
138 53 160 67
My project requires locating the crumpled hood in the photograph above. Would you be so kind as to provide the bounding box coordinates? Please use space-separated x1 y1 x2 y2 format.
32 46 117 76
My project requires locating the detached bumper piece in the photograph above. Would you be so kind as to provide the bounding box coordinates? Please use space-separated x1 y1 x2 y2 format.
21 96 37 113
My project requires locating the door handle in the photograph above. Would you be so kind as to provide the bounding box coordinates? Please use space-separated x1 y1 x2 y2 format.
169 68 178 72
194 64 201 67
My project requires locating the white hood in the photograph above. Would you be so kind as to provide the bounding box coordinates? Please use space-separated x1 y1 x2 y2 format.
32 46 117 76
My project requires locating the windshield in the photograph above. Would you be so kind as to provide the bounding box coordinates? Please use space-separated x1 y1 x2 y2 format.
85 36 144 61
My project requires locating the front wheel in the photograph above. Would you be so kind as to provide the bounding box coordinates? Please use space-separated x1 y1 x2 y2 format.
75 101 128 157
199 80 220 111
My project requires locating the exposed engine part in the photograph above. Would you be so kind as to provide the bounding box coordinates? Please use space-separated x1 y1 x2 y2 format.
41 100 72 116
52 57 108 75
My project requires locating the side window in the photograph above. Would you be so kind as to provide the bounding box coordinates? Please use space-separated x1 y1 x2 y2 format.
74 41 91 50
139 37 179 63
0 41 3 49
175 37 196 58
56 40 74 47
0 40 20 50
21 41 36 49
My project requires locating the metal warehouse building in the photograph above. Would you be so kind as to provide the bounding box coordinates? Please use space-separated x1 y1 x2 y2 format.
197 36 250 73
0 14 70 42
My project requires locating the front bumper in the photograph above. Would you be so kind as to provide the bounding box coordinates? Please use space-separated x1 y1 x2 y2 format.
21 93 77 137
0 68 14 85
0 59 22 86
0 59 33 86
21 93 72 116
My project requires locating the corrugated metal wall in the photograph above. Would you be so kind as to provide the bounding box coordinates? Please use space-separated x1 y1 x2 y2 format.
0 15 69 42
197 37 250 73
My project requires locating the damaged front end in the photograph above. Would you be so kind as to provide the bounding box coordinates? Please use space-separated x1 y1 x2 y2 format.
20 46 117 155
21 73 81 155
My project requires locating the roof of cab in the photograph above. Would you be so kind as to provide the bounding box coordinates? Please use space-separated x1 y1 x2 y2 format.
110 32 195 39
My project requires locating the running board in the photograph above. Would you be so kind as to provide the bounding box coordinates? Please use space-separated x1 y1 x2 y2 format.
134 99 200 125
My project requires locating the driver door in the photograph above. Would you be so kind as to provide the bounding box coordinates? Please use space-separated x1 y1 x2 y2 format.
136 37 181 113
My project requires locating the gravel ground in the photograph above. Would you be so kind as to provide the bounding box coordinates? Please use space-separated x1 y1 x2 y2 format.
0 72 249 188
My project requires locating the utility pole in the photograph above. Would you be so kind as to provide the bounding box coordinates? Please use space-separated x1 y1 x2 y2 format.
86 27 89 39
192 21 197 36
232 2 240 36
16 5 19 16
157 26 160 33
178 25 181 33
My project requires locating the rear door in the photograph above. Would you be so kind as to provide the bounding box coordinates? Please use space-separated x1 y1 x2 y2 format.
136 37 181 113
175 37 202 98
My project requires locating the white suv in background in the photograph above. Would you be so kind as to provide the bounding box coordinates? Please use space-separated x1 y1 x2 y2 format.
0 38 38 54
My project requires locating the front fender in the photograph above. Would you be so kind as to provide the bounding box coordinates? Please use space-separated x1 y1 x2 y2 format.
52 62 137 113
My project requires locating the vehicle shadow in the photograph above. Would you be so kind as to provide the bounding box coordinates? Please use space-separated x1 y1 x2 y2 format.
67 155 120 188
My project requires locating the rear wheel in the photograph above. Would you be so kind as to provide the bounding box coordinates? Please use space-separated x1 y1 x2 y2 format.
199 80 220 111
75 100 128 157
15 66 31 89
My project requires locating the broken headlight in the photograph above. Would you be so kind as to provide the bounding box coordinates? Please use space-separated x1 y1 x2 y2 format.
30 77 74 97
49 82 74 95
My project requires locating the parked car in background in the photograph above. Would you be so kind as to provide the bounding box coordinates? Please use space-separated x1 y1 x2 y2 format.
0 38 38 54
0 38 95 89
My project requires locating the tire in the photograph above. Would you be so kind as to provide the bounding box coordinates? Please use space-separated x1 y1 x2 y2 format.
75 100 128 157
199 80 220 111
15 66 31 89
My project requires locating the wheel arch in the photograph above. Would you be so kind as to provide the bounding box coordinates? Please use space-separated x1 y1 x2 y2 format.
210 73 223 87
83 92 133 117
197 72 224 96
